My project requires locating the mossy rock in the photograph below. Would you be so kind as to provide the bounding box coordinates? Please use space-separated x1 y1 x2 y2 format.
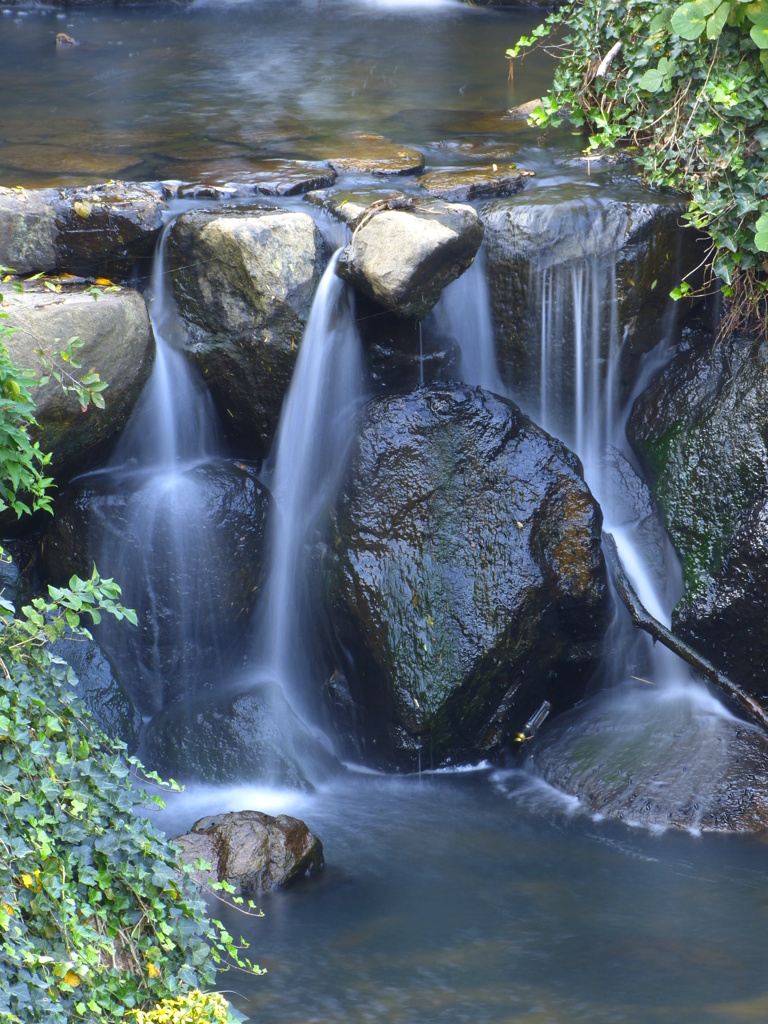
326 381 610 769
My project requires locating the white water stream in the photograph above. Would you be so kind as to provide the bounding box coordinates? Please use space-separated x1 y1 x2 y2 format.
255 250 364 719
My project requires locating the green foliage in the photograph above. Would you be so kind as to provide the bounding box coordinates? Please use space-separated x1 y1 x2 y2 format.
0 307 261 1022
507 0 768 329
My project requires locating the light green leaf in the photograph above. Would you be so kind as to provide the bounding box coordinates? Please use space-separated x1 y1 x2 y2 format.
754 212 768 251
638 68 665 91
750 15 768 45
706 1 730 37
671 0 720 39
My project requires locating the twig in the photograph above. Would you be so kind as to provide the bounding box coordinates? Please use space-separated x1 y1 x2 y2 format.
596 39 622 78
603 532 768 733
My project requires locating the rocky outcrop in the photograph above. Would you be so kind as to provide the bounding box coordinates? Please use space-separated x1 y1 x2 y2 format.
529 686 768 832
326 381 610 769
337 199 484 319
482 193 707 410
628 330 768 700
0 182 166 277
143 681 340 788
417 165 531 202
166 208 327 456
3 285 154 478
41 461 271 713
175 809 324 894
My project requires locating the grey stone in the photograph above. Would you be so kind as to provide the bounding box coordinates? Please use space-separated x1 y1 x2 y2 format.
167 208 328 456
174 809 324 894
3 285 154 478
337 200 484 319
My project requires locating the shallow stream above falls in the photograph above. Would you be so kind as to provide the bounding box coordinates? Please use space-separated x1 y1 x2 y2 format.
5 0 768 1019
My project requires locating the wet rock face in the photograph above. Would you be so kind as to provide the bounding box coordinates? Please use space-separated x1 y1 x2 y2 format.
529 687 768 833
628 331 768 700
52 635 141 753
327 381 610 769
175 809 324 894
41 461 271 713
3 285 154 479
482 194 706 410
336 200 484 320
167 207 327 456
143 681 340 788
0 182 166 277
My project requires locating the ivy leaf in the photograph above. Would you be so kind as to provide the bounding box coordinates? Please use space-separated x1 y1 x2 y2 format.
706 1 731 37
671 0 721 39
749 15 768 46
754 212 768 251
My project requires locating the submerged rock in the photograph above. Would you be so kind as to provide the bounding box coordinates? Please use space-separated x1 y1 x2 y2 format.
170 160 336 199
529 685 768 832
167 207 327 455
482 193 706 411
337 199 484 319
326 134 425 177
327 381 610 769
3 285 154 478
417 165 531 202
41 461 271 713
628 330 768 700
175 809 324 893
144 681 340 788
0 181 166 277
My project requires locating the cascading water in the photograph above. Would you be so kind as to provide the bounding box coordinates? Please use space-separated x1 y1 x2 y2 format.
255 250 364 722
503 201 755 828
86 223 253 717
430 246 506 396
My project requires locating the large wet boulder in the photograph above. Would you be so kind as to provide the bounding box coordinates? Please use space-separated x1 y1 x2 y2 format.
482 193 707 414
53 635 142 752
326 381 610 769
166 208 327 456
175 809 324 894
3 285 154 479
41 460 271 713
143 681 340 789
628 330 768 700
528 685 768 832
0 182 166 277
337 199 484 319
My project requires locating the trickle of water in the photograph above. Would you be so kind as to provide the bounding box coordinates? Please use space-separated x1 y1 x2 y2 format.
256 251 364 717
431 247 506 396
108 223 221 479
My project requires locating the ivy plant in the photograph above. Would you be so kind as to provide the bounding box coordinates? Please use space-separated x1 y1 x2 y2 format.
507 0 768 330
0 298 261 1022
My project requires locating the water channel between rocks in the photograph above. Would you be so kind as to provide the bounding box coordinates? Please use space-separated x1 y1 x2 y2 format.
5 1 768 1021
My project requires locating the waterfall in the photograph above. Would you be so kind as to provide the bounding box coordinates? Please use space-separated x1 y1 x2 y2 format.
255 250 364 718
430 247 505 396
88 224 240 716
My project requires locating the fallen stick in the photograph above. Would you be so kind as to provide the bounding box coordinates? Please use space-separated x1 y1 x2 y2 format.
603 531 768 733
